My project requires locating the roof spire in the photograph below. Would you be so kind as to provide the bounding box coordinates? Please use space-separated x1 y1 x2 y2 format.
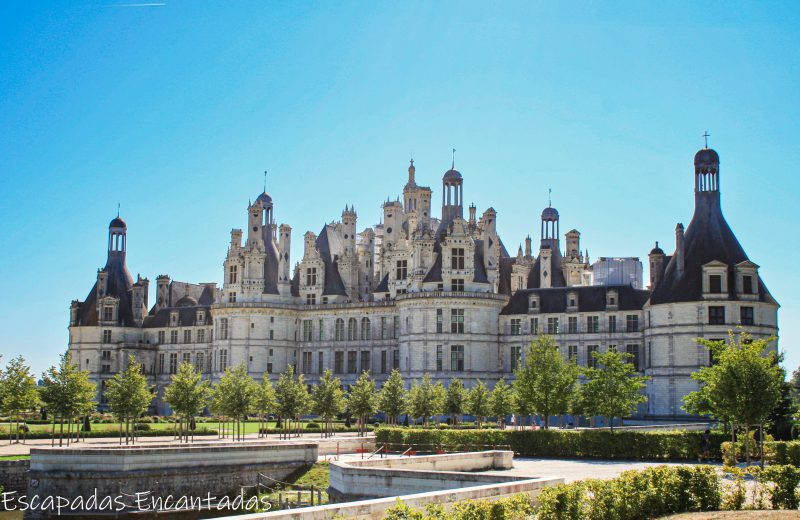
117 203 120 218
452 148 456 169
263 170 267 192
548 188 552 208
703 130 710 149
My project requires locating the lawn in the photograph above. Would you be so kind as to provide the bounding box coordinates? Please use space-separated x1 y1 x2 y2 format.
258 462 331 510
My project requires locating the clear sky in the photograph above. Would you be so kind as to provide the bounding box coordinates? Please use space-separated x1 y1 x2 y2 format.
1 1 798 378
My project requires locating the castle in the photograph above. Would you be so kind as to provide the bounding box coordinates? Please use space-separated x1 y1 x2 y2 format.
68 146 779 418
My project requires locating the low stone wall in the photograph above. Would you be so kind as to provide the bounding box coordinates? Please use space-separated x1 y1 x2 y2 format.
317 436 375 456
0 459 30 494
25 441 317 518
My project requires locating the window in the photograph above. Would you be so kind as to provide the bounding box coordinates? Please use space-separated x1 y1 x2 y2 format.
587 345 599 368
451 278 465 291
267 362 273 374
218 319 228 340
218 350 228 372
586 316 599 333
103 306 114 322
360 317 371 340
335 319 345 341
269 330 274 340
530 317 539 335
228 292 237 303
170 330 178 344
436 345 443 371
547 317 559 334
709 274 722 294
608 344 617 353
101 350 111 360
319 319 324 341
392 349 400 369
567 316 578 334
306 293 316 305
303 320 313 341
608 315 617 333
709 306 725 325
169 353 178 374
347 351 357 373
436 309 443 333
158 330 165 344
511 318 522 335
451 248 465 269
451 309 465 333
740 306 754 326
318 352 324 374
626 315 639 332
183 352 191 365
360 351 370 373
301 352 312 374
568 345 578 362
394 317 400 339
396 260 408 280
197 329 205 343
381 350 387 374
381 317 388 339
348 318 357 340
195 352 204 373
510 346 522 371
626 344 640 370
742 275 754 294
305 267 317 286
334 351 344 374
450 345 465 371
229 265 238 284
158 353 165 374
102 330 112 343
184 330 192 343
101 364 111 374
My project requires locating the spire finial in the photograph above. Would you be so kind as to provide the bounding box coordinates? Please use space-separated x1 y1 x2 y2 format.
548 188 552 208
117 203 120 218
703 131 710 149
263 170 267 192
452 148 456 169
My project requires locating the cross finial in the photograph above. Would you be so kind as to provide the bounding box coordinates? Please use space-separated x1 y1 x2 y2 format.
263 170 267 192
452 148 456 169
703 131 710 148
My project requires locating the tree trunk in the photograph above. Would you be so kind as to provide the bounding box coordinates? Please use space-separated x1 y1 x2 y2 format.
609 416 614 432
744 425 750 466
59 419 64 447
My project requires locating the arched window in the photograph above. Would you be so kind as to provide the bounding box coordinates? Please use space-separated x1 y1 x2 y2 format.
347 318 357 341
335 318 345 341
360 317 371 340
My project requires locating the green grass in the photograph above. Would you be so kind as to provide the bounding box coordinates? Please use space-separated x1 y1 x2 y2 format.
259 462 330 510
0 455 29 461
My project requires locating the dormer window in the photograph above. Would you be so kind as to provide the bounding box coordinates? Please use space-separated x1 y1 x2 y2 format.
528 294 541 314
606 289 618 309
451 248 465 270
742 275 753 294
197 311 205 323
103 306 114 322
709 275 722 294
702 261 729 298
567 291 578 312
734 261 759 299
170 311 178 327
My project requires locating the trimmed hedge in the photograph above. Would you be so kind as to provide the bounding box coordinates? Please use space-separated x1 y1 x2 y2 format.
722 440 800 466
0 428 218 440
376 427 727 461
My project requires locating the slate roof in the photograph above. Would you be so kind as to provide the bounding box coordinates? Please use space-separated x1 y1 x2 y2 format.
501 285 650 315
75 253 135 327
375 273 390 293
142 306 213 328
316 225 348 296
526 247 567 288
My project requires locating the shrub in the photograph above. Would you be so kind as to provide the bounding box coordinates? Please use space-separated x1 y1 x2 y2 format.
133 423 151 431
722 440 800 466
306 422 320 429
762 465 800 509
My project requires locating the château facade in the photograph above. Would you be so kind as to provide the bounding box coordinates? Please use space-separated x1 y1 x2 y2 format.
68 146 779 418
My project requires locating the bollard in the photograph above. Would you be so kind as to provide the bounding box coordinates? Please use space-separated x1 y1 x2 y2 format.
297 490 301 506
310 485 314 506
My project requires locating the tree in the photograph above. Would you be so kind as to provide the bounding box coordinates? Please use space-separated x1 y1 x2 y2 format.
489 378 515 428
39 352 96 446
255 376 277 438
408 374 439 427
445 378 468 426
467 380 491 428
104 355 154 445
164 362 210 443
210 363 258 441
684 331 784 462
1 356 39 444
514 336 579 429
581 349 649 432
379 369 407 426
274 365 311 439
312 369 345 438
347 371 379 437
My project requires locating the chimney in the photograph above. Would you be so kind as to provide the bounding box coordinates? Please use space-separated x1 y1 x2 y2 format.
675 224 685 274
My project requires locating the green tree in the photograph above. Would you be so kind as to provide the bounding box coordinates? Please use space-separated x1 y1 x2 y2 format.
104 355 154 444
274 365 311 439
39 352 96 446
164 362 210 443
312 369 345 438
684 331 783 462
408 374 439 427
347 371 379 437
210 363 258 441
489 378 515 428
581 349 649 431
1 356 39 444
467 380 491 428
255 376 277 438
379 369 407 426
445 378 468 426
514 336 579 429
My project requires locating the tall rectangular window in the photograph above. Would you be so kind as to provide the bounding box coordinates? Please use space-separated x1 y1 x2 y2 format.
587 345 599 368
158 330 165 344
102 330 112 343
626 344 640 370
451 309 465 333
380 350 387 374
158 353 165 374
169 353 178 374
335 319 345 341
436 309 443 333
170 330 178 344
511 318 521 335
436 345 443 371
303 320 313 341
218 350 228 372
306 267 317 286
394 316 400 339
318 352 324 374
360 318 371 340
347 351 357 374
360 351 370 373
586 316 599 333
301 351 312 374
740 306 754 326
306 293 316 305
742 275 754 294
510 346 522 371
608 315 617 333
450 345 464 371
547 317 559 334
709 306 725 325
530 317 539 335
197 329 205 343
709 274 722 294
381 317 388 339
195 352 204 373
568 345 578 362
392 349 400 369
567 316 578 334
218 319 228 340
626 315 639 332
396 260 408 280
184 330 192 343
229 265 238 284
182 352 191 366
451 248 465 270
334 351 344 374
228 292 237 303
103 306 114 321
451 278 465 291
319 319 324 341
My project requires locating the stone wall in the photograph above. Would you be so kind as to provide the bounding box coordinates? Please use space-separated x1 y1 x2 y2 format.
0 459 29 494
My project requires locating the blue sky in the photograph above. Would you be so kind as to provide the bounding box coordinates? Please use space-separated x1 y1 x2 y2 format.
1 1 798 377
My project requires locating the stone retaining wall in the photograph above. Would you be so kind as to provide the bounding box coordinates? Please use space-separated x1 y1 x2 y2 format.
0 459 29 494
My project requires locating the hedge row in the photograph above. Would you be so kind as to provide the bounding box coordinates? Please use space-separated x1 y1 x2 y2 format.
376 427 727 461
722 440 800 466
0 428 218 441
